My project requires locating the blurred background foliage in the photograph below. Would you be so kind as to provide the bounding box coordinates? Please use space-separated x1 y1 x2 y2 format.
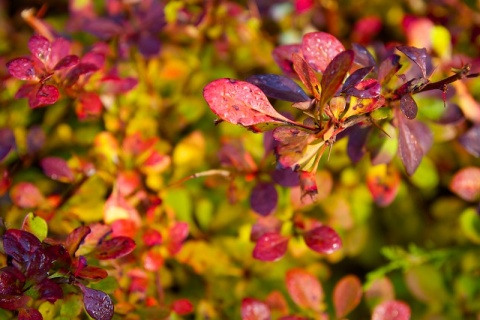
1 0 480 319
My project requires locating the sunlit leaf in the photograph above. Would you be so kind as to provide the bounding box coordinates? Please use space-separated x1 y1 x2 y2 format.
28 35 50 63
299 171 319 201
265 291 289 315
66 226 92 257
203 78 300 132
459 208 480 244
366 164 401 207
342 95 385 119
303 225 342 254
10 182 45 208
450 167 480 202
365 277 395 308
333 275 362 318
252 232 289 262
250 182 278 216
241 298 271 320
144 249 164 271
285 268 323 311
6 57 37 80
21 213 48 242
371 300 411 320
246 74 310 102
302 32 345 73
405 264 449 303
167 222 189 255
30 85 60 108
292 53 321 100
367 123 398 165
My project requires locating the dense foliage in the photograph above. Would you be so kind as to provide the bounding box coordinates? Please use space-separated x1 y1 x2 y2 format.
1 0 480 319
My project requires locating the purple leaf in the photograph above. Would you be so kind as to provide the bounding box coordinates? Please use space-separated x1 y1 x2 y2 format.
342 66 374 93
6 57 37 80
246 74 310 102
40 157 75 182
204 78 300 132
250 182 278 216
347 126 370 163
36 278 63 302
320 50 354 107
302 32 345 73
271 167 300 187
437 103 464 125
49 38 72 69
397 46 430 78
66 226 91 257
94 236 136 260
18 307 43 320
26 126 45 154
272 44 302 78
65 63 99 86
378 54 401 84
80 286 114 320
352 43 376 67
397 112 432 175
101 76 138 94
0 127 15 161
30 85 60 108
138 33 162 57
303 225 342 254
400 94 418 119
459 125 480 157
3 229 42 263
24 249 55 281
253 232 289 262
28 35 51 62
54 54 79 71
0 266 25 295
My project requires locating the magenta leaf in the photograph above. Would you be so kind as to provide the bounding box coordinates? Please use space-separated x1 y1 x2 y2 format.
303 225 342 254
302 32 345 73
30 85 60 108
203 78 300 132
171 298 194 315
250 216 282 242
167 222 189 255
396 112 432 175
6 57 37 80
0 295 30 311
53 54 79 70
378 54 401 84
49 38 72 69
347 126 370 163
253 232 289 262
400 94 418 119
320 50 354 107
459 125 480 157
342 66 374 94
65 63 99 86
272 44 302 78
246 74 310 102
241 298 271 320
26 126 46 154
352 43 376 67
397 46 430 78
101 75 138 94
18 307 43 320
333 275 362 318
94 236 136 260
66 226 92 257
450 167 480 202
28 35 50 62
40 156 75 182
372 300 411 320
285 268 323 311
0 127 15 161
80 286 114 320
250 182 278 216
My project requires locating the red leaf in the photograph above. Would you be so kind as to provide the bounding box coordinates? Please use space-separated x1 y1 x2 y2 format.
250 182 278 216
143 228 163 246
320 50 354 107
292 53 321 100
76 265 108 281
6 57 37 80
66 226 91 257
28 35 50 63
250 216 282 242
203 78 300 132
450 167 480 202
285 268 323 311
333 275 363 318
172 299 194 315
302 32 345 73
167 222 189 255
10 182 45 208
94 237 136 260
265 291 289 314
272 44 303 78
26 126 45 154
76 92 103 120
241 298 271 320
65 63 99 86
303 225 342 254
144 249 164 271
299 171 319 201
253 232 289 262
53 54 79 70
366 164 401 207
0 295 30 311
18 307 42 320
396 112 432 175
30 84 60 108
372 300 411 320
400 94 418 119
80 286 114 320
40 157 75 182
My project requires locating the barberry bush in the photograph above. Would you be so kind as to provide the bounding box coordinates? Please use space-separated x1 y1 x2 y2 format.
1 0 480 319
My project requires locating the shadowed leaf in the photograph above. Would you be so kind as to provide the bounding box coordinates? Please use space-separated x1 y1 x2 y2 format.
347 126 370 163
80 286 114 320
333 275 362 318
0 295 30 311
18 307 42 320
342 66 374 93
250 182 278 216
397 46 429 78
31 85 60 108
320 50 354 107
250 216 282 242
378 54 401 84
241 298 271 320
459 125 480 157
253 232 289 262
285 268 323 311
94 237 136 260
272 44 302 78
0 128 15 161
3 229 42 263
28 35 50 62
303 225 342 254
400 94 418 119
302 32 345 73
271 167 300 187
54 54 79 70
292 53 321 100
450 167 480 201
246 74 310 102
352 43 376 67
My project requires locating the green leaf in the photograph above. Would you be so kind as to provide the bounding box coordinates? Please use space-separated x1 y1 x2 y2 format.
405 264 450 304
459 208 480 244
21 213 48 241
